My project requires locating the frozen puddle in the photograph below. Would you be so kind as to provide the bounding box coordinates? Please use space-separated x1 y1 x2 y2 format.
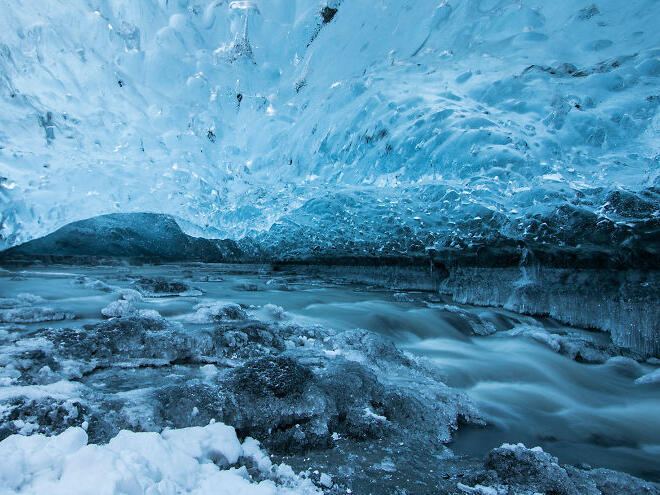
0 265 659 494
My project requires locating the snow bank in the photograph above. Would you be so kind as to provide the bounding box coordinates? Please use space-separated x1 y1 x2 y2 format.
0 422 320 495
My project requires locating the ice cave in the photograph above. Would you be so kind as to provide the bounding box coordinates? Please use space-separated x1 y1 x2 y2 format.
0 0 659 493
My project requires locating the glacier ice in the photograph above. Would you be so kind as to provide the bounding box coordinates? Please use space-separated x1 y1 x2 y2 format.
0 0 659 259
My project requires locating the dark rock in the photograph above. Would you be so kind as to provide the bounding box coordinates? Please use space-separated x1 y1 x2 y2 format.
0 397 89 441
485 444 578 495
321 6 338 24
229 356 312 399
132 277 198 297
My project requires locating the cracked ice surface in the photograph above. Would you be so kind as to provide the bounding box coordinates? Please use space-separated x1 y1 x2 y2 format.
0 0 659 253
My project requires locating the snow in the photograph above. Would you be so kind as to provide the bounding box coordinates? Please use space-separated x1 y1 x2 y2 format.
0 422 320 495
0 0 658 256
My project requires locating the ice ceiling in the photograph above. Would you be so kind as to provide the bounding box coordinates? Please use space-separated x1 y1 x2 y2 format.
1 0 659 254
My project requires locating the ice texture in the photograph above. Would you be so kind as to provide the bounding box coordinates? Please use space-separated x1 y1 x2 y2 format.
0 0 659 260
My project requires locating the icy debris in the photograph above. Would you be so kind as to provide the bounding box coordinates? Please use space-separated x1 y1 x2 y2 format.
373 457 397 473
0 422 320 494
183 301 248 323
501 325 641 364
242 437 273 473
45 316 204 365
100 291 160 319
200 364 219 377
251 303 287 321
363 407 388 422
485 443 575 494
100 299 133 318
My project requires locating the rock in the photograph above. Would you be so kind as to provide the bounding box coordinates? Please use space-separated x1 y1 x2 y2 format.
131 277 202 297
484 443 578 495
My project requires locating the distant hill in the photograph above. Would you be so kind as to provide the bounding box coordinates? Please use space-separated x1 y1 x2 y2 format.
0 213 246 263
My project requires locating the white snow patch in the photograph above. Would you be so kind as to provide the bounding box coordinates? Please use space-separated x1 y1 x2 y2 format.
0 422 320 494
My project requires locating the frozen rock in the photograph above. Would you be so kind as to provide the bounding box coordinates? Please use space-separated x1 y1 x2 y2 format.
44 316 207 366
0 294 47 308
500 325 641 364
439 305 498 337
0 307 70 324
117 288 143 303
462 443 660 495
74 276 115 292
0 396 88 441
154 328 479 454
100 294 160 319
100 299 135 318
100 288 147 318
131 276 202 297
183 301 248 323
0 292 73 324
258 303 287 320
484 443 577 495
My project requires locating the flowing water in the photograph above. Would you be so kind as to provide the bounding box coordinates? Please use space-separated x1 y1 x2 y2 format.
2 264 659 482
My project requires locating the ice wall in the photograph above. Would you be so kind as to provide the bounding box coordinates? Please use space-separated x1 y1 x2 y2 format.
1 0 659 255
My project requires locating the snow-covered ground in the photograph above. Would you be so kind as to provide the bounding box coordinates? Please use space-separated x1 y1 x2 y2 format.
1 0 659 255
